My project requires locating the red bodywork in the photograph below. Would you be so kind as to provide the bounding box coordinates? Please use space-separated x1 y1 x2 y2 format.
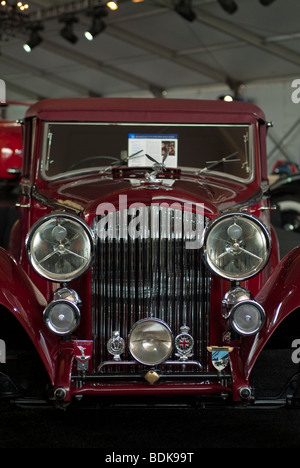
1 97 299 408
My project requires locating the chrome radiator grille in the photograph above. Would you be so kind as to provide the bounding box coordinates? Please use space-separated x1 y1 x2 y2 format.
92 205 209 371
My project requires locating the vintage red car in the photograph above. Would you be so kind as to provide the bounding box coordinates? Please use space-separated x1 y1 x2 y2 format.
1 97 300 409
0 120 22 181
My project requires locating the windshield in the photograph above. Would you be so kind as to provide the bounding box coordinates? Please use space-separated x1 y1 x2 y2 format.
41 122 253 181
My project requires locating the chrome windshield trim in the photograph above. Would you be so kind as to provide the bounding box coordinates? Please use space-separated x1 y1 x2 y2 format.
39 122 254 183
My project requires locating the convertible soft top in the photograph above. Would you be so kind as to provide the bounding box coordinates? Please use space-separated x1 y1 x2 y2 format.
25 97 266 124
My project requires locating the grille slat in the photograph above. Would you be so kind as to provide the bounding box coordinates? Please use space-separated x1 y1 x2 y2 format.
93 205 208 371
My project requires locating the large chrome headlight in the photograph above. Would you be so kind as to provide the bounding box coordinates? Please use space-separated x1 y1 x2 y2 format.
203 213 271 281
129 318 173 366
26 213 94 282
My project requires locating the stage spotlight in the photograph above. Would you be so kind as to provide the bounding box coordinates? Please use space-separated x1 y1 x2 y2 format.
84 6 107 41
60 16 78 44
218 0 238 14
84 17 106 40
174 0 196 21
23 24 44 52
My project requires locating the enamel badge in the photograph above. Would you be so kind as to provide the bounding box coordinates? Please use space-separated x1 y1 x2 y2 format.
175 325 194 360
207 346 233 371
74 340 93 371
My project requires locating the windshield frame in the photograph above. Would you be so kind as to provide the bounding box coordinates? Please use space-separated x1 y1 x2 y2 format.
39 122 254 183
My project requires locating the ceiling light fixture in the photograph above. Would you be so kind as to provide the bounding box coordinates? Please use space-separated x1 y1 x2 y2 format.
218 0 238 14
17 1 29 10
219 94 234 102
174 0 196 22
106 1 118 10
1 1 29 10
59 15 78 44
23 23 43 52
0 0 30 42
84 6 108 41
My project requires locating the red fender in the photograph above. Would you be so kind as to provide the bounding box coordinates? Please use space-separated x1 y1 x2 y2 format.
0 247 58 383
245 246 300 377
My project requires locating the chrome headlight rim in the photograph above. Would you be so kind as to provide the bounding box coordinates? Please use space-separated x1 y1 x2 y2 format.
26 212 95 282
43 299 81 336
203 212 271 281
128 318 174 366
230 299 266 336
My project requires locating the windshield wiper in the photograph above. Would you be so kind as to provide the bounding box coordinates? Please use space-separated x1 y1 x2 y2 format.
126 149 144 162
200 151 240 173
100 149 144 172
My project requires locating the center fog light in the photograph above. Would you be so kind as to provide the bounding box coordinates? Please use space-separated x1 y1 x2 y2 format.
43 299 80 335
230 300 265 336
129 318 173 366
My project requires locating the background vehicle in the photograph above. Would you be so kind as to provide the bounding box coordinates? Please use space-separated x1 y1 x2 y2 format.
0 102 29 249
0 101 30 185
1 97 300 409
0 121 22 182
270 172 300 235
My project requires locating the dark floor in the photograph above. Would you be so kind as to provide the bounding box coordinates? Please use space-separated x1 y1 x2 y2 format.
1 186 300 450
0 400 300 449
1 336 300 450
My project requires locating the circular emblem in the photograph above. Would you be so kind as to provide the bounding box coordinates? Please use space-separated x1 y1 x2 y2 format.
175 325 194 360
107 331 125 360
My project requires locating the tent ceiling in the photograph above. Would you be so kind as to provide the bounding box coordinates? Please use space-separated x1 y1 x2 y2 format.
1 0 300 102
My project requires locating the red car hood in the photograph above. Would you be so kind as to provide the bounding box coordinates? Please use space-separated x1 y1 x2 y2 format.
37 170 261 219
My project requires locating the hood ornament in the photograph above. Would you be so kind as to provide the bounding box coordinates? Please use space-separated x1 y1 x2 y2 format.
145 152 168 181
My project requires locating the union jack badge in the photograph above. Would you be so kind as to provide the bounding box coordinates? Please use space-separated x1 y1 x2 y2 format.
207 346 233 371
175 325 194 360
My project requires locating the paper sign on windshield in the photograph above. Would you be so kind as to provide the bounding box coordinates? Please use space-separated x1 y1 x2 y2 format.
128 133 178 168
